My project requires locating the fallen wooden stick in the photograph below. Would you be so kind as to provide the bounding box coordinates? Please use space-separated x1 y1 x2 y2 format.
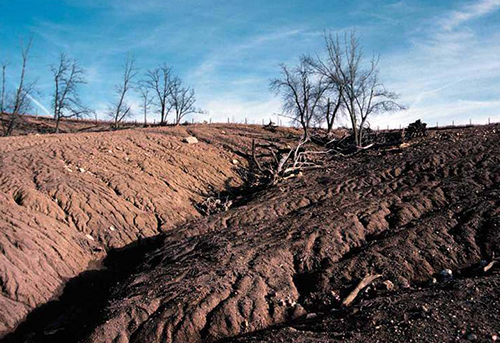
484 261 497 273
342 274 382 307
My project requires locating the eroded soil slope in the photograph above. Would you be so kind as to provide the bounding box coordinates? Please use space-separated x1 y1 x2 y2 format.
0 124 297 335
65 126 499 343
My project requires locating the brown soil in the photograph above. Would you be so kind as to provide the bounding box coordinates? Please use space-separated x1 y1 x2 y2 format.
0 113 144 136
1 122 499 343
0 122 299 336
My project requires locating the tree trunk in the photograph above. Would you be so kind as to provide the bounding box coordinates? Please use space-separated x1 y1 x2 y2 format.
6 114 16 137
55 116 61 134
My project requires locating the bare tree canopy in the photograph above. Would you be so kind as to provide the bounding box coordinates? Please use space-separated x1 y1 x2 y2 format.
310 31 405 146
109 56 137 129
3 38 37 136
270 59 327 138
169 77 197 125
138 84 153 126
51 53 92 133
144 63 173 125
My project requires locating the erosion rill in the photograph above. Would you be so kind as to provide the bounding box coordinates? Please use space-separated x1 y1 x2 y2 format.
0 124 293 338
1 124 499 343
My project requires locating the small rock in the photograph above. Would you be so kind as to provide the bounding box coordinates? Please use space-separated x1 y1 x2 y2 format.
306 313 318 319
221 130 227 134
397 276 411 289
291 304 307 318
79 167 85 173
85 234 94 241
466 333 477 341
383 280 394 291
109 226 115 231
439 269 453 280
232 159 239 165
492 334 498 341
182 136 198 144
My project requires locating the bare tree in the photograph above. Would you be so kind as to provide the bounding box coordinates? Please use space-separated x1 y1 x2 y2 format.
144 63 172 125
315 94 343 134
51 53 92 133
310 31 405 147
109 56 137 129
0 62 7 115
270 59 327 138
169 77 197 125
138 84 153 126
4 38 37 136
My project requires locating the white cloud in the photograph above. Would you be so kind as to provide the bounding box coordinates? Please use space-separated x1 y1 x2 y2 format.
374 0 500 127
440 0 500 30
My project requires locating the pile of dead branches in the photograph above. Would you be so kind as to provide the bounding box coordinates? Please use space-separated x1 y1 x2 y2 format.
262 120 277 132
406 119 427 138
196 195 233 215
250 138 335 185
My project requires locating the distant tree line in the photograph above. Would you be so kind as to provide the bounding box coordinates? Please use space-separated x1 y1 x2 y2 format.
0 39 200 136
271 31 406 147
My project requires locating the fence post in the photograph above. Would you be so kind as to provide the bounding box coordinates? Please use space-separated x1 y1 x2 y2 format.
452 120 454 126
436 122 438 128
488 118 491 125
470 119 472 125
387 125 389 130
227 117 230 123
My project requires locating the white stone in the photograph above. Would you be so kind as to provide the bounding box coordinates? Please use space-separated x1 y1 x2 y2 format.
182 136 198 144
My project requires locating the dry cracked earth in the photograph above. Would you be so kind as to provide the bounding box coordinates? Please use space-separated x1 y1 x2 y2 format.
0 122 499 343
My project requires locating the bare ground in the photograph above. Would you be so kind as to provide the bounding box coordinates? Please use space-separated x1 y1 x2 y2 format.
0 123 499 343
0 123 299 336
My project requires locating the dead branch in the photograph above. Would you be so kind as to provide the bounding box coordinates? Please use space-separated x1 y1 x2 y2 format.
342 274 382 307
483 261 497 273
196 195 232 216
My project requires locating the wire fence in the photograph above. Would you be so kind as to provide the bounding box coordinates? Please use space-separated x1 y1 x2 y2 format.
9 112 500 131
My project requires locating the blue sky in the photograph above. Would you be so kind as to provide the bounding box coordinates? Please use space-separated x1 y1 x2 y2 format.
1 0 500 127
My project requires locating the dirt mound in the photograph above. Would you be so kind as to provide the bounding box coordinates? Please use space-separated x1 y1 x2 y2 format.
9 125 493 343
0 124 299 336
0 113 143 136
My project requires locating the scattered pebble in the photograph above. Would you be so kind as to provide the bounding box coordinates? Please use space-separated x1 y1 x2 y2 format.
292 304 307 318
466 333 477 340
383 280 394 291
306 313 318 319
109 226 115 231
439 269 453 280
79 167 85 173
85 234 94 241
